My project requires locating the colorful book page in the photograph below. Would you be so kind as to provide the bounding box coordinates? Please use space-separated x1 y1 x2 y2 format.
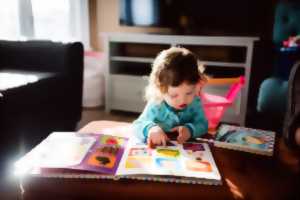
15 132 221 185
21 132 96 168
215 124 275 154
180 143 219 180
117 141 221 181
72 134 128 175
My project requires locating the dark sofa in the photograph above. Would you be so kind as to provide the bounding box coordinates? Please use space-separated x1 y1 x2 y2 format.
247 1 300 134
0 40 83 171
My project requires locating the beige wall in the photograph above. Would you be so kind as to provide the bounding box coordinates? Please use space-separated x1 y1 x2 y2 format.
89 0 99 50
90 0 172 51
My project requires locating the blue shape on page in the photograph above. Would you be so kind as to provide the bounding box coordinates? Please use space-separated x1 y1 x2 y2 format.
216 128 268 149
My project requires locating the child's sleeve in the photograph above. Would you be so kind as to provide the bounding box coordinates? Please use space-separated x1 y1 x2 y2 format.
184 98 208 138
132 102 159 142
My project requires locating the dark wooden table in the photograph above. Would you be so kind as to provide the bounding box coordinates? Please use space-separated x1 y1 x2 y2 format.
19 121 300 200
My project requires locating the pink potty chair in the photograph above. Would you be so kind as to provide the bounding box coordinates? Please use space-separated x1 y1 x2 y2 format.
199 76 245 134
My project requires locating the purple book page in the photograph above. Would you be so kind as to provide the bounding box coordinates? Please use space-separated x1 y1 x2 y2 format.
71 133 128 175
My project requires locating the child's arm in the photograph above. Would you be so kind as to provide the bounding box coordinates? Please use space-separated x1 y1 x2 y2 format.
184 97 208 138
132 102 160 142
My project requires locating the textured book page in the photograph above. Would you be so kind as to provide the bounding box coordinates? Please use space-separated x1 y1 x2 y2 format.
116 141 221 183
14 132 96 175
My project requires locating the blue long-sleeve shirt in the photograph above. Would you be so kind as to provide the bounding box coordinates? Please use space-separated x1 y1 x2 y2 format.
132 96 208 142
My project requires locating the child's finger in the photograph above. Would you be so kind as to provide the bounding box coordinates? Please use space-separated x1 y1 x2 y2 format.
178 126 184 135
147 138 155 149
147 137 150 145
162 137 166 146
147 138 152 148
177 134 183 144
177 128 184 144
165 134 170 141
177 136 183 144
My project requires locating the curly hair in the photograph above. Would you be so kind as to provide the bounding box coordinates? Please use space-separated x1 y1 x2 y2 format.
145 47 205 103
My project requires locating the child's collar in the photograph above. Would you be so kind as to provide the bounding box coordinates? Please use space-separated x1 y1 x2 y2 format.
163 101 187 113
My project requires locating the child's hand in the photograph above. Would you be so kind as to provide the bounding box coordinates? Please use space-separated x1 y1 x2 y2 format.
148 126 169 148
171 126 191 144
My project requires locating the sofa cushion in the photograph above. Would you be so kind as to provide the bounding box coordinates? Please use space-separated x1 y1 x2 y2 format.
257 77 288 115
0 69 53 91
0 69 66 111
0 40 69 73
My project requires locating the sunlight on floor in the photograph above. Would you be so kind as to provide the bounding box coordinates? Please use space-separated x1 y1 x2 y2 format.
225 178 244 199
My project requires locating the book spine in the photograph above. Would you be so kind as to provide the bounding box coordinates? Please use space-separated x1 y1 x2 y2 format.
120 175 222 185
31 173 222 185
214 141 273 156
32 173 118 180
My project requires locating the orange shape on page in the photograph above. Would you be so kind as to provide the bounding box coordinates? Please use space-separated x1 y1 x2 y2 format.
87 152 116 169
186 160 212 172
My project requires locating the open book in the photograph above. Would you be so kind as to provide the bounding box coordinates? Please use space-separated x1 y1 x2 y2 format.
15 132 222 185
196 124 276 156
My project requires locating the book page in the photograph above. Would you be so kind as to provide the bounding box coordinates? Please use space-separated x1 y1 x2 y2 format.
15 132 129 176
215 124 275 155
116 141 221 181
38 132 96 167
71 134 129 175
15 132 96 173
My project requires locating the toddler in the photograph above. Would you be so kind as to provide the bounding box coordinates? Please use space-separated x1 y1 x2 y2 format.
132 47 208 147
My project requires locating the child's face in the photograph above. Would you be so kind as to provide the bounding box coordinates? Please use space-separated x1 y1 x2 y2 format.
164 82 197 110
